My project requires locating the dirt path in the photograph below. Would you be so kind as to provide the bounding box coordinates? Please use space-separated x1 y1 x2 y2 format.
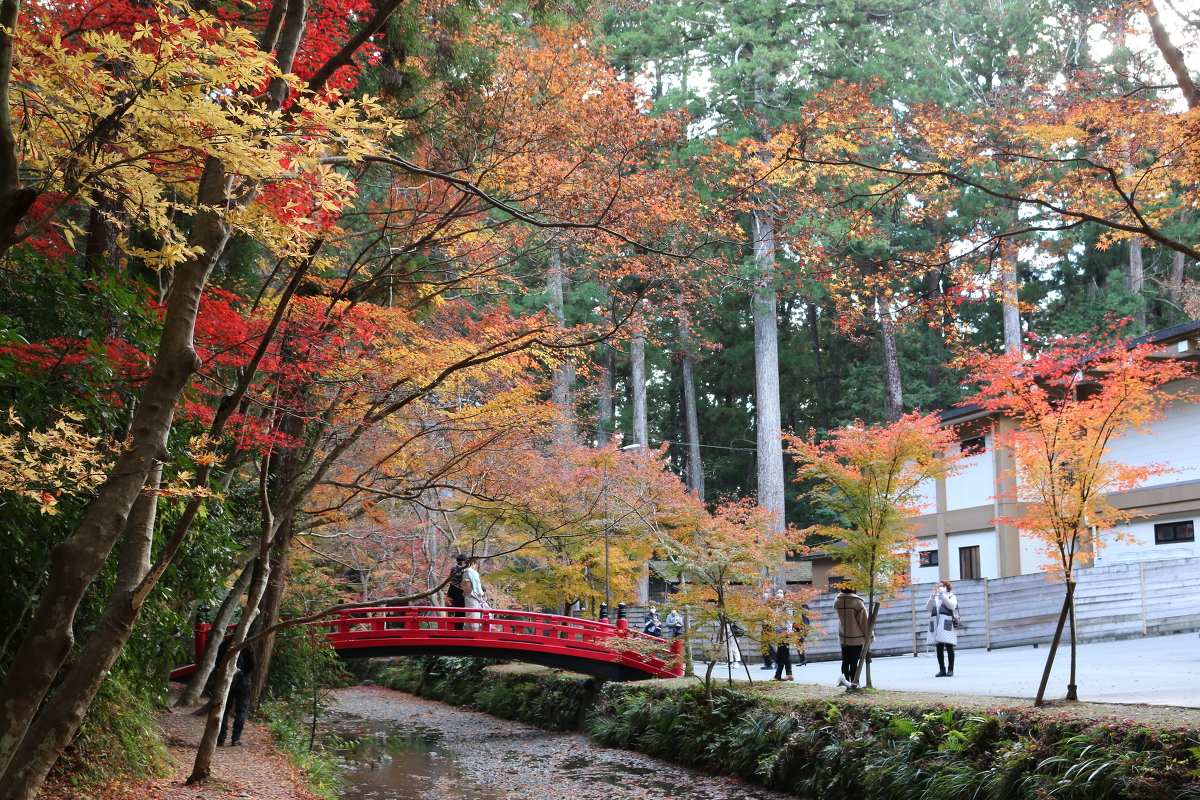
38 704 318 800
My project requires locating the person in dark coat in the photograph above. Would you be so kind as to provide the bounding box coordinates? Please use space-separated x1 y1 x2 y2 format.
447 554 467 629
217 640 256 746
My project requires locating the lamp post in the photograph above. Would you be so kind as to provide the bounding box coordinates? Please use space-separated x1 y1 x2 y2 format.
604 442 642 617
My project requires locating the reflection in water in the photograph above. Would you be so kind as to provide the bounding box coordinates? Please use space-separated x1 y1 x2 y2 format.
326 715 503 800
324 701 797 800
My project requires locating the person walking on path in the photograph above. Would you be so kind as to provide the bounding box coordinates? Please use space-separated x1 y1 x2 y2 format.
759 590 777 670
926 580 959 677
216 640 256 747
835 587 868 690
462 557 485 630
773 591 794 682
447 554 467 629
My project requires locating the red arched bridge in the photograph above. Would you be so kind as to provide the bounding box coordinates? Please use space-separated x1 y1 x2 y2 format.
171 606 684 682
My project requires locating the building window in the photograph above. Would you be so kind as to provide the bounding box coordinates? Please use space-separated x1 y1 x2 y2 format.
1155 520 1195 544
960 436 986 456
918 550 938 568
959 546 981 580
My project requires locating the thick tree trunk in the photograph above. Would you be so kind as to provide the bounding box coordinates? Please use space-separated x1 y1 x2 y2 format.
0 467 161 800
177 557 256 708
1144 0 1200 110
751 209 784 537
547 242 575 439
84 190 125 278
1129 237 1146 330
678 304 703 499
597 341 614 446
1171 253 1187 309
0 158 232 782
246 408 303 713
630 333 648 448
877 297 903 424
806 304 831 430
1002 249 1022 354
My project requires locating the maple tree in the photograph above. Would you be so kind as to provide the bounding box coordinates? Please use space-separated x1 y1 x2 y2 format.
647 500 812 704
963 332 1193 705
786 413 960 687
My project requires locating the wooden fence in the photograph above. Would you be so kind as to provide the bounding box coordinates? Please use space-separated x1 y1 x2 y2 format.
785 557 1200 661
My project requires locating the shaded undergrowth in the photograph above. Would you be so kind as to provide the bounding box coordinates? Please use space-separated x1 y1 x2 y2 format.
380 655 1200 800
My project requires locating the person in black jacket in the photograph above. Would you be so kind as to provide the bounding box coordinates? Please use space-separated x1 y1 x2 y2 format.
447 554 468 629
217 640 256 746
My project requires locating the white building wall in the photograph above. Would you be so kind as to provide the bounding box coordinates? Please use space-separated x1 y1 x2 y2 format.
947 529 999 580
945 435 995 511
911 536 940 581
912 478 937 514
1105 381 1200 487
1092 513 1199 567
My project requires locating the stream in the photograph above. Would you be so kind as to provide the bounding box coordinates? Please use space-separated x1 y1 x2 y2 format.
326 686 798 800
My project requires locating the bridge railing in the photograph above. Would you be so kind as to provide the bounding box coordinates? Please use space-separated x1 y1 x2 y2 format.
178 605 683 680
317 606 682 675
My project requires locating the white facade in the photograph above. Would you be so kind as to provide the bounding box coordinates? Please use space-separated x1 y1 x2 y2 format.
907 333 1200 580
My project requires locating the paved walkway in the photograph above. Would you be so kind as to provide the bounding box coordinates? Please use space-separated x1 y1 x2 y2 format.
697 631 1200 707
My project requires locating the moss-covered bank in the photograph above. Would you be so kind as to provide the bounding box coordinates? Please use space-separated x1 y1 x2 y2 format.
379 656 1200 799
379 655 603 731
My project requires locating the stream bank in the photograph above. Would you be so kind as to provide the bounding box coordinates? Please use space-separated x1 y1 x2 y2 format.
377 655 1200 800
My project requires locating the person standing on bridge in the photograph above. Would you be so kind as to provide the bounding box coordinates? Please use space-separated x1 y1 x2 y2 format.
463 557 485 630
447 554 468 630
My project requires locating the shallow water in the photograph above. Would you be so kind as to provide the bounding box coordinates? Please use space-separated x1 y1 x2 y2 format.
326 687 799 800
326 715 501 800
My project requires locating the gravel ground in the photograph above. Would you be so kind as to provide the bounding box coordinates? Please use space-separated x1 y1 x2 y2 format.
329 686 797 800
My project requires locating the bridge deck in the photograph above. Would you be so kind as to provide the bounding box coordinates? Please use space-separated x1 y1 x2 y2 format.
171 606 683 682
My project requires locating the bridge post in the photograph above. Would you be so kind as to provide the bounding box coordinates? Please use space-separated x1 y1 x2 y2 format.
339 612 350 634
599 603 609 622
616 602 627 632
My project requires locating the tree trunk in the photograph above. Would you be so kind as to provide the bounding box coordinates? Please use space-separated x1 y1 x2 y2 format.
1144 0 1200 110
806 303 831 430
852 600 881 689
0 158 232 782
246 409 304 713
177 557 256 708
547 241 575 440
597 341 614 446
1034 581 1075 707
1128 236 1146 330
0 467 160 800
84 190 125 279
1166 235 1185 309
877 297 903 424
630 332 648 448
678 303 703 498
751 210 785 539
188 559 272 784
1002 248 1022 353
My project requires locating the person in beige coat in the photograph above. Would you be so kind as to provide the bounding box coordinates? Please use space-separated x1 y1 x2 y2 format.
834 587 869 689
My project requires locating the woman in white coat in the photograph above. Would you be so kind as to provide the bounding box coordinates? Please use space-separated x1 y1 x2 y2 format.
926 580 958 677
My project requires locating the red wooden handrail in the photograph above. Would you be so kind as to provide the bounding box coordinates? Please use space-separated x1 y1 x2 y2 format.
172 606 683 681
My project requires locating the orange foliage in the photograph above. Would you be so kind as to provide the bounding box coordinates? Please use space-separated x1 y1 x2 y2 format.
964 334 1195 581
